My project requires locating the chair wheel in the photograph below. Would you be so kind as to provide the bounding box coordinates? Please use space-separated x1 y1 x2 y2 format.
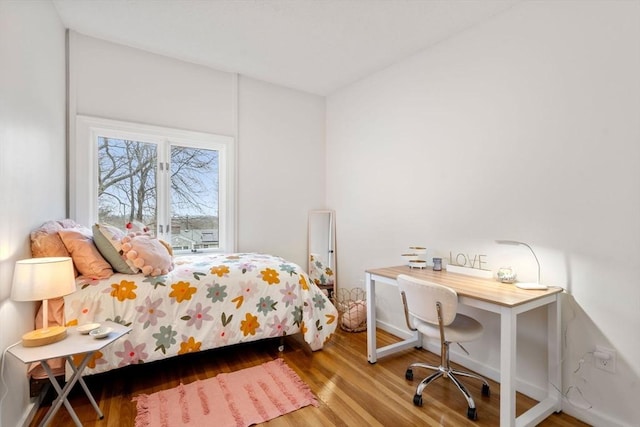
467 407 477 420
413 394 423 406
405 369 413 381
482 383 490 397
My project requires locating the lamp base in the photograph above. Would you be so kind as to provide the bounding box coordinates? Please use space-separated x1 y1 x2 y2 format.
22 326 67 347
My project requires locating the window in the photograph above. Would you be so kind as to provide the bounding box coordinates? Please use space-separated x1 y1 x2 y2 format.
73 116 235 253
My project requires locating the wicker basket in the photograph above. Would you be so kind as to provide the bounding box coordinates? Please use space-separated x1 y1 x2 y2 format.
336 288 367 332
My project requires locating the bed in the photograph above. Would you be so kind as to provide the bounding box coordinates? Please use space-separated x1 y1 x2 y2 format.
64 252 337 376
29 221 338 378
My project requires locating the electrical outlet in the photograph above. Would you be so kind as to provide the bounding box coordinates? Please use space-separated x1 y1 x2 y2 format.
594 345 616 373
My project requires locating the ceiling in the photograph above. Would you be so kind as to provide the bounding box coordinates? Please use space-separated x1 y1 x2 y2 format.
52 0 519 96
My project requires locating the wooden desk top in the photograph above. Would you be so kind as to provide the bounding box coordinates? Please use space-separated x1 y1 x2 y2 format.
367 265 563 308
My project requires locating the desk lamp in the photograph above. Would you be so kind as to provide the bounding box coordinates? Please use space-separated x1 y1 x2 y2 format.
11 257 77 346
495 240 547 290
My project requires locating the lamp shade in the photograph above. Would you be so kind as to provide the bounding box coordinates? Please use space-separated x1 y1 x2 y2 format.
11 257 76 301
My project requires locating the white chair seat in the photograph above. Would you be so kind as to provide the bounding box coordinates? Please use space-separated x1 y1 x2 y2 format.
415 312 483 343
397 273 490 421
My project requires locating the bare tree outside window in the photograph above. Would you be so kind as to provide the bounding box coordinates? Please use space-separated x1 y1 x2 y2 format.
170 146 219 250
97 137 219 250
98 137 157 228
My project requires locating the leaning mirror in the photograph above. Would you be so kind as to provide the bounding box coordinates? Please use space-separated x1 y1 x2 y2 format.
308 210 336 300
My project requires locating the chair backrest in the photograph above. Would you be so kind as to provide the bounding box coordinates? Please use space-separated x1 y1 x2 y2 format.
397 274 458 326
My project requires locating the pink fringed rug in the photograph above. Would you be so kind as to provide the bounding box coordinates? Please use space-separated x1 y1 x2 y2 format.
133 359 318 427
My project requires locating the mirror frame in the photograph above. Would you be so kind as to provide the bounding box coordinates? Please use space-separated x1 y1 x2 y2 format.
307 209 336 300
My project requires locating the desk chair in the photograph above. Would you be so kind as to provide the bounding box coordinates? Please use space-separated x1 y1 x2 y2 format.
397 274 490 420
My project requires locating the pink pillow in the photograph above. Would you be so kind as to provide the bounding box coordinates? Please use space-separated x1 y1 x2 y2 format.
59 228 113 279
121 233 173 276
30 219 84 276
30 221 70 258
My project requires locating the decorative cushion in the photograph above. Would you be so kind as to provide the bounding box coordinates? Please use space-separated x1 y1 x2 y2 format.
30 219 84 276
92 224 137 274
30 220 72 258
121 233 174 276
58 228 113 279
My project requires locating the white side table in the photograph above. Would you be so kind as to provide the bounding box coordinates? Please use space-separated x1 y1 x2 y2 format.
8 321 131 427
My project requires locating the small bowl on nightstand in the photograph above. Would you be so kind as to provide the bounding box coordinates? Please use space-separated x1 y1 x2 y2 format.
89 326 113 339
77 323 101 334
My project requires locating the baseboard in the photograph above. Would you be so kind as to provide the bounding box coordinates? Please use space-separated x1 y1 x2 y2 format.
376 320 413 342
375 321 634 426
561 402 629 427
19 385 48 427
375 320 546 400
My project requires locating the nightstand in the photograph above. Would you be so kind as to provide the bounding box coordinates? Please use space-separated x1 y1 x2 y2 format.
8 321 131 427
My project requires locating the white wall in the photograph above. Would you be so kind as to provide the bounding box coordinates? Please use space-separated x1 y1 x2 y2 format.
0 1 66 427
3 1 637 426
71 32 236 136
0 17 324 426
237 76 326 267
327 2 639 426
70 34 325 270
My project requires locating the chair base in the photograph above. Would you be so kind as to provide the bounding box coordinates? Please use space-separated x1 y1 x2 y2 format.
406 362 490 421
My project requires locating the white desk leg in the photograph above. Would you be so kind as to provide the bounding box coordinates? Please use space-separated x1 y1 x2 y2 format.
500 307 517 427
366 272 377 363
548 298 562 412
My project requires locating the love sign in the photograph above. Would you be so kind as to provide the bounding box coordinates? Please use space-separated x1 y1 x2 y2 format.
449 252 488 270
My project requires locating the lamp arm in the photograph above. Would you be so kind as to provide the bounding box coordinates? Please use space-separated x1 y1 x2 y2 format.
519 242 541 284
495 240 541 284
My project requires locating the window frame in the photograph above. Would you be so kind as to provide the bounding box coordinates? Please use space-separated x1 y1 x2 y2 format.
73 115 236 253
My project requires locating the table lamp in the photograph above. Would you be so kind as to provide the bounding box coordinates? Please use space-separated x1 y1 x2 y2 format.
495 240 547 290
11 257 77 346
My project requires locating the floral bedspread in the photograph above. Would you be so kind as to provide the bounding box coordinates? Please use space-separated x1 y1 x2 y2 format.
64 253 337 376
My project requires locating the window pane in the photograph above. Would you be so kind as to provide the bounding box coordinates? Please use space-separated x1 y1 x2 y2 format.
97 137 157 233
170 146 219 251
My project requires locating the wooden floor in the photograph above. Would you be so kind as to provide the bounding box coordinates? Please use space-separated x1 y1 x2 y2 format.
30 327 588 426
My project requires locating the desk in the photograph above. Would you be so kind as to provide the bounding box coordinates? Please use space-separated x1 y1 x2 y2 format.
8 321 131 427
365 266 563 427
